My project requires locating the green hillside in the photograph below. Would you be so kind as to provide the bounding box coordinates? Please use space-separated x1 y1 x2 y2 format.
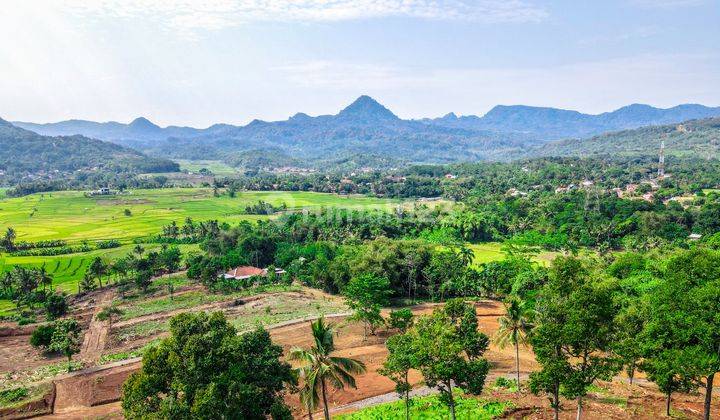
530 117 720 159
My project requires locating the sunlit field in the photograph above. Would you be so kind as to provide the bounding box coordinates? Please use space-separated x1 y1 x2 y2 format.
174 159 239 175
0 188 404 244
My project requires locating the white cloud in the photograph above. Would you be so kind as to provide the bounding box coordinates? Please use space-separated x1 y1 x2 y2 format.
64 0 548 32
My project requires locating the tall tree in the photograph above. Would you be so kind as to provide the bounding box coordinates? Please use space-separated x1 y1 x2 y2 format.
495 297 534 393
289 317 366 420
89 257 107 287
49 318 81 371
3 227 16 252
379 333 416 420
640 248 720 420
343 273 392 337
529 257 620 420
122 312 294 419
409 306 490 420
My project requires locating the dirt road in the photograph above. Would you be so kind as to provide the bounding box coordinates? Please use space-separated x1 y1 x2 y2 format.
79 290 114 364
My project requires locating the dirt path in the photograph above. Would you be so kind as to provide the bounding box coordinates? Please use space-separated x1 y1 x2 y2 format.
79 290 114 364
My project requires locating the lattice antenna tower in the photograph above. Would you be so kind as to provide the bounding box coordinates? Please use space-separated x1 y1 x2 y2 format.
658 140 665 178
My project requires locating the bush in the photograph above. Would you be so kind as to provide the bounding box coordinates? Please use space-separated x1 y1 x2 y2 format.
30 324 55 348
45 293 68 320
96 239 121 249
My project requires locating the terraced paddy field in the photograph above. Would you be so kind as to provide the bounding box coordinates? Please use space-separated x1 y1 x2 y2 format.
0 188 408 313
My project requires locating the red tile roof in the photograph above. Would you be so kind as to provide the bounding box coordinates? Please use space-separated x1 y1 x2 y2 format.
225 266 264 278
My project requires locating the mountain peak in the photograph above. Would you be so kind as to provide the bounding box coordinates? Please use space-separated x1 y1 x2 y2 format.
128 117 161 131
0 117 12 128
337 95 399 122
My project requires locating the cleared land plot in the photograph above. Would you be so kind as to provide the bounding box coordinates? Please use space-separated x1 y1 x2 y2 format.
107 287 348 360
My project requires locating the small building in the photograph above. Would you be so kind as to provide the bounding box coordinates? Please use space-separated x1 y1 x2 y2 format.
506 188 527 197
688 233 702 241
223 266 286 280
444 174 457 180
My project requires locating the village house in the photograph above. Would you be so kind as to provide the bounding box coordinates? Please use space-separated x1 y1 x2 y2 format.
223 266 286 280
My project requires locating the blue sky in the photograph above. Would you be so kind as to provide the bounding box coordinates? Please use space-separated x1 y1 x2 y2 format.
1 0 718 127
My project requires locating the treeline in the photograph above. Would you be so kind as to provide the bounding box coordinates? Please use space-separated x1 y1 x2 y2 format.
208 156 720 200
5 173 176 197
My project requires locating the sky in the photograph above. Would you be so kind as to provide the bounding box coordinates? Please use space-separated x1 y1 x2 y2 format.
0 0 718 127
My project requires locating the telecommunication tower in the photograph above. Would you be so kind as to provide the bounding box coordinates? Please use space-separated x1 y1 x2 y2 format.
658 140 665 178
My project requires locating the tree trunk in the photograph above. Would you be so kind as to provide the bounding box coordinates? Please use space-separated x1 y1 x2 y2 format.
704 373 714 420
308 408 314 420
447 381 456 420
666 391 672 417
405 371 410 420
576 397 582 420
321 378 331 420
553 382 560 420
515 341 521 393
628 360 635 385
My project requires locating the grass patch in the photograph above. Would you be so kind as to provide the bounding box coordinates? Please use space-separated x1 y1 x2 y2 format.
116 320 168 342
100 341 161 365
588 383 627 408
0 361 83 390
337 393 511 420
468 242 560 267
0 383 51 409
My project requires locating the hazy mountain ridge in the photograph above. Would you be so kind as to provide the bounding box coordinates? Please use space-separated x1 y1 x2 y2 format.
12 96 720 166
0 117 179 181
423 103 720 140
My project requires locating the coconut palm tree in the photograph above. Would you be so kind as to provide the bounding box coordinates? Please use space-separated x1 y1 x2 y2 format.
38 267 53 292
289 317 366 420
3 227 16 252
457 246 474 266
495 297 534 393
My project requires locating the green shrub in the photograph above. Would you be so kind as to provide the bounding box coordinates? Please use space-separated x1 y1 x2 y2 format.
0 387 28 407
30 324 55 348
336 393 511 419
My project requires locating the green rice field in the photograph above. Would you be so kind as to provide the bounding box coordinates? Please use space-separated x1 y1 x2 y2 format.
468 242 559 266
0 188 403 244
174 159 239 175
0 188 404 313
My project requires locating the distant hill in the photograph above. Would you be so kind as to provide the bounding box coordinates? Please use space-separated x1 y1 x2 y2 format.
516 117 720 159
13 96 720 167
149 96 533 165
422 103 720 141
0 117 178 182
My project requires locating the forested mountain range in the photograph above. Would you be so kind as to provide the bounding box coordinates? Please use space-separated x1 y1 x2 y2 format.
517 117 720 160
13 96 720 166
422 103 720 140
0 117 178 183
